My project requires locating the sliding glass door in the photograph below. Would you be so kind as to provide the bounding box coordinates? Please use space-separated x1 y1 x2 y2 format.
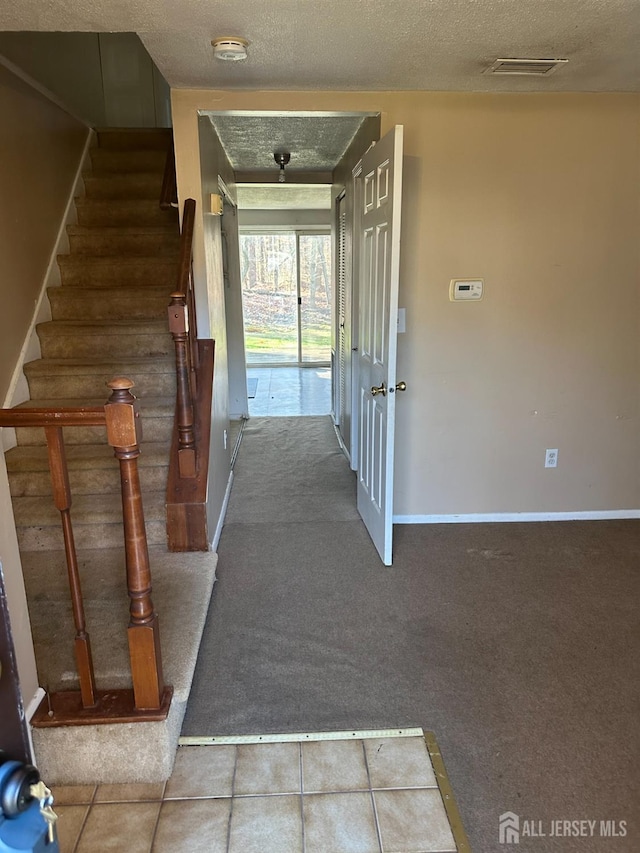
240 232 331 365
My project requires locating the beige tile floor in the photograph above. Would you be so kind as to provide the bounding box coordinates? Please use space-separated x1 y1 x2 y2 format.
52 735 459 852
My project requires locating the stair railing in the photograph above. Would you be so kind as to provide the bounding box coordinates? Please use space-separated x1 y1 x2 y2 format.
168 197 198 479
163 192 215 551
0 379 172 726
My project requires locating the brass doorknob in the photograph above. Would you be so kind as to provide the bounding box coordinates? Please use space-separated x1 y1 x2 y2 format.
371 382 386 397
395 381 407 392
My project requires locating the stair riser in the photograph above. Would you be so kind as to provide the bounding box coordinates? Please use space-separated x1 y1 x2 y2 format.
9 465 168 498
83 174 162 200
89 149 167 174
39 333 173 360
26 373 176 400
68 232 179 257
59 262 178 289
17 519 166 552
15 418 174 446
48 292 170 322
96 130 172 151
76 202 177 228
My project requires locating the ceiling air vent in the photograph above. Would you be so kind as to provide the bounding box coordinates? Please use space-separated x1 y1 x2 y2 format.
485 58 568 76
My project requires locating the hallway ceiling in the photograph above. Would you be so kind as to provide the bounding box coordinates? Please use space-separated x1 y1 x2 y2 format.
208 114 367 172
1 0 639 92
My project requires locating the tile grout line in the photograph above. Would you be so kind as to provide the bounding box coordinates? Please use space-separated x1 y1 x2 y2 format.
71 784 98 853
225 745 239 853
361 740 384 853
148 781 167 852
299 742 306 853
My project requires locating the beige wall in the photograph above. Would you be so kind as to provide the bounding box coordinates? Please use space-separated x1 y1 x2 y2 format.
0 63 88 403
172 90 640 517
0 62 88 708
196 115 236 539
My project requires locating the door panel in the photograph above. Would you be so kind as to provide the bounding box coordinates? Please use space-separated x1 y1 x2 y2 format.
299 234 332 363
356 126 403 565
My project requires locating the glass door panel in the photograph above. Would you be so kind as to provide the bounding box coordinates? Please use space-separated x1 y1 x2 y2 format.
240 233 298 363
299 234 332 363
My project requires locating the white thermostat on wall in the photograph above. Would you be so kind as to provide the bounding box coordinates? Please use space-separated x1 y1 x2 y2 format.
450 279 484 301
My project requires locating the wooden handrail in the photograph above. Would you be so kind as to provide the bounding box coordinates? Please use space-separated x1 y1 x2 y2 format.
0 381 172 725
159 139 178 211
165 197 215 551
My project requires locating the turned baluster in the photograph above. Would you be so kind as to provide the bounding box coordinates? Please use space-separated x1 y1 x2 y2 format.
105 378 165 711
168 292 197 478
44 426 97 708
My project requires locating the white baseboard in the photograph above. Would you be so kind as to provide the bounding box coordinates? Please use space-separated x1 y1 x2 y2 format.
393 510 640 524
210 470 234 551
25 686 46 762
25 686 46 721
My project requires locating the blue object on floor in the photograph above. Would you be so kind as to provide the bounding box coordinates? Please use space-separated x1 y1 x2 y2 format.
0 758 59 852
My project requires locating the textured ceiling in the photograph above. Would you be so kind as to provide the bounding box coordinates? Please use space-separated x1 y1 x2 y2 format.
209 114 367 171
0 1 639 91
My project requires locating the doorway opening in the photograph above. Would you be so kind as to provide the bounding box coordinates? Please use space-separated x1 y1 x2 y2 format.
240 231 332 367
239 227 332 416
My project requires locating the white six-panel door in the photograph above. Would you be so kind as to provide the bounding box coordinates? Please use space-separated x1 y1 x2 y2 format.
356 126 404 566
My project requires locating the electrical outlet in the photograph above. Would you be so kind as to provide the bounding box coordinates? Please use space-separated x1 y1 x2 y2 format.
545 449 558 468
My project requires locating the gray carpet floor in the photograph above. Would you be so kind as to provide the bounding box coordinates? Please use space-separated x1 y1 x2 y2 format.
183 416 639 852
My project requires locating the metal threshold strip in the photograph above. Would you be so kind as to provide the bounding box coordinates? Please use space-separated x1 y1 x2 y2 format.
179 726 424 746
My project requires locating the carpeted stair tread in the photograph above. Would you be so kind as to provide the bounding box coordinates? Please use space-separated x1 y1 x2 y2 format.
47 286 174 322
24 357 175 400
94 128 173 150
57 255 178 288
6 441 170 473
6 442 170 497
24 356 174 375
67 224 178 239
37 319 171 336
83 172 163 200
13 489 166 527
37 320 172 358
75 198 178 228
89 148 167 174
67 225 179 257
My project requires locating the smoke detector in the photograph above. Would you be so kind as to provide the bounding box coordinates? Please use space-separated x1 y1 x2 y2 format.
212 37 249 62
485 58 568 76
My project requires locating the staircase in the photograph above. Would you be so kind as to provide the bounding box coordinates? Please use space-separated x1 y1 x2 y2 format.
2 129 218 784
7 128 178 553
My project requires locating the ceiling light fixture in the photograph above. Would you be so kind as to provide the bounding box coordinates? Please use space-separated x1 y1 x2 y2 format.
211 37 249 62
274 151 291 183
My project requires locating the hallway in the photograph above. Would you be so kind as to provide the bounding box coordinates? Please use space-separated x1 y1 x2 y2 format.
180 416 639 852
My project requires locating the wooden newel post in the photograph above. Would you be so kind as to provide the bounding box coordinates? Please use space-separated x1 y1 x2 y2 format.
105 378 165 711
168 292 197 478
